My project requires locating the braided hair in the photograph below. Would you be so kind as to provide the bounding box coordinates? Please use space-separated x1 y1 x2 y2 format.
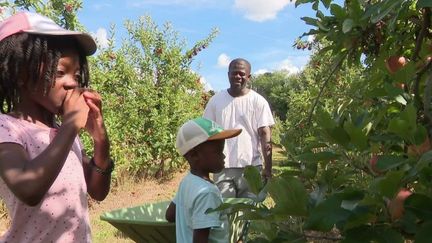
0 33 90 113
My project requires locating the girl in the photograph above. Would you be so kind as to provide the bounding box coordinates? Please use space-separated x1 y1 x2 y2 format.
0 12 112 242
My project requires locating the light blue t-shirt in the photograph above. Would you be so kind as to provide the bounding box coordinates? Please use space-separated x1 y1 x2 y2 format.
173 172 229 243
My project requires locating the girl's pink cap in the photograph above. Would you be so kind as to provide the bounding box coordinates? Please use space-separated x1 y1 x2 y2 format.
0 12 97 55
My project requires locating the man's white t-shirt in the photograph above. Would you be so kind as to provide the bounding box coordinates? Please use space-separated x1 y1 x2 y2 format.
203 89 275 168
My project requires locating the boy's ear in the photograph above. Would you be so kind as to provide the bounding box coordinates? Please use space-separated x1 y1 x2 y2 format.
185 148 200 164
185 148 197 159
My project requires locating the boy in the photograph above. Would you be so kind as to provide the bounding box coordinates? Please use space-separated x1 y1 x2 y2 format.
165 117 242 242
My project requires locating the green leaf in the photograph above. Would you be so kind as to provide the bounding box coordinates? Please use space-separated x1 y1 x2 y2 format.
301 17 318 27
296 151 340 162
312 1 319 11
243 166 264 195
387 118 412 141
391 61 417 84
327 127 351 146
342 19 354 33
330 4 345 19
405 194 432 220
371 171 404 198
268 177 308 216
375 155 406 171
413 124 427 145
295 0 315 7
315 108 336 129
370 0 404 23
418 0 432 8
387 103 422 143
343 226 404 243
321 0 331 8
304 195 351 231
415 221 432 243
344 121 368 150
344 206 375 230
416 151 432 171
248 220 278 240
316 20 330 31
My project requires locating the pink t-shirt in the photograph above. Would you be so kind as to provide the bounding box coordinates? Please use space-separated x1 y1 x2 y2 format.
0 114 91 243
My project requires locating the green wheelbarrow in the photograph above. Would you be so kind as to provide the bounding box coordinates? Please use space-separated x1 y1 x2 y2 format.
100 198 252 243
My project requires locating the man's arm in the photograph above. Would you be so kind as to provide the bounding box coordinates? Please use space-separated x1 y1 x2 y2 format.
258 126 272 180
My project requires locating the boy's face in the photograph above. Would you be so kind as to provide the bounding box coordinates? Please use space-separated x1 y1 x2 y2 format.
195 139 226 174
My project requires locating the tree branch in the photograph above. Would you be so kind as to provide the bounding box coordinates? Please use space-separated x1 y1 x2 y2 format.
413 8 432 112
412 8 431 61
423 70 432 131
304 232 343 241
307 52 347 124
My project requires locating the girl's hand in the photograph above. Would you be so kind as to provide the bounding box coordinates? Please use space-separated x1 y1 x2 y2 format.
62 88 89 130
83 90 107 142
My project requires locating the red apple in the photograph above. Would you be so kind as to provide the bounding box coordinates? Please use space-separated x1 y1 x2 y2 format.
369 154 382 174
394 82 405 90
387 188 412 221
385 56 407 74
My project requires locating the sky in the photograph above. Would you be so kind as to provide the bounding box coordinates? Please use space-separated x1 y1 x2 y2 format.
77 0 317 91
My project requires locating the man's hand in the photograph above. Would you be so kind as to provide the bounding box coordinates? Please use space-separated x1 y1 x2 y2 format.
261 166 272 181
258 126 272 182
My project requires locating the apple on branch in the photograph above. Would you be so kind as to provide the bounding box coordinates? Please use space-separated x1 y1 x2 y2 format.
385 56 407 74
387 188 412 221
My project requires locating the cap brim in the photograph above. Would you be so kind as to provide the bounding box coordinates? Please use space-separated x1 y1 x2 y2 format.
23 30 97 56
208 129 242 141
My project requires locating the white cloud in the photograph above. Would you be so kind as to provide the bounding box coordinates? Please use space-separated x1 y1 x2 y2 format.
127 0 218 7
234 0 292 22
276 59 301 74
307 34 315 42
254 69 270 75
255 56 308 76
217 53 231 68
199 77 213 91
91 28 109 49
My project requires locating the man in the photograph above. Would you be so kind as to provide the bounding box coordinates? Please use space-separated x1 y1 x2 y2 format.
203 58 275 199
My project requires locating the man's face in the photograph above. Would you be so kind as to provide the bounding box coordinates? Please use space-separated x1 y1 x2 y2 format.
228 61 251 93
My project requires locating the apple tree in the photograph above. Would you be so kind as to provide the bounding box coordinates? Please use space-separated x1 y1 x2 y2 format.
224 1 432 242
1 1 218 178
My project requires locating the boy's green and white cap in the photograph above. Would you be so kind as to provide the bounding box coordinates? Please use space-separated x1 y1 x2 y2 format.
176 117 242 156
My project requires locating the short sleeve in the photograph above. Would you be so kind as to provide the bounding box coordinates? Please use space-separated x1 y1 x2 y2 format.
191 191 223 229
256 96 275 129
0 116 24 146
203 97 216 121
